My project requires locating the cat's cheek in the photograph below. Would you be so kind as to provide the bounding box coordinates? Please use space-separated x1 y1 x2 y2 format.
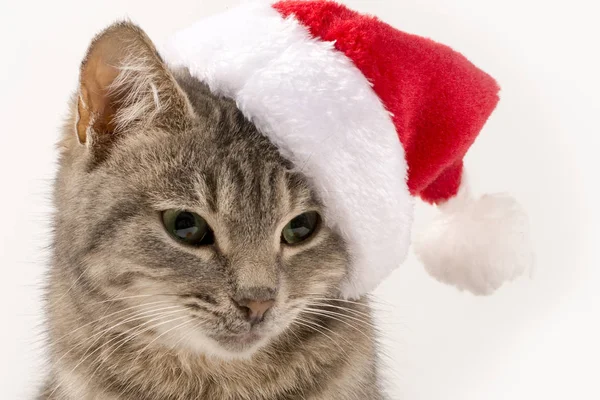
281 244 348 299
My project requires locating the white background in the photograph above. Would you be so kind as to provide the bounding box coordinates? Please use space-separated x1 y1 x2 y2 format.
1 0 599 398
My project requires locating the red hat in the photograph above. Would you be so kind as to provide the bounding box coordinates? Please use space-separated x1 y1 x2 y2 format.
162 1 533 298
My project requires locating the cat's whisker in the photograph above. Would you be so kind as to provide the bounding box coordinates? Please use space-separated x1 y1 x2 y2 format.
300 309 374 342
299 314 371 353
88 293 180 305
291 318 341 349
167 319 203 354
118 319 201 397
301 308 400 365
54 303 183 359
78 306 184 351
131 318 195 364
301 315 396 366
52 300 174 344
47 266 96 309
306 295 394 308
305 301 374 319
274 329 303 356
306 302 408 337
91 312 188 362
292 317 353 359
303 306 379 332
87 304 183 339
296 316 356 346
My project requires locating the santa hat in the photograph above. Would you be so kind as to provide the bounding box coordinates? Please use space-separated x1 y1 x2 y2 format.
161 0 533 299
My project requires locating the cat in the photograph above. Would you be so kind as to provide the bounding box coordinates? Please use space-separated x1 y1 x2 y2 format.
39 22 385 399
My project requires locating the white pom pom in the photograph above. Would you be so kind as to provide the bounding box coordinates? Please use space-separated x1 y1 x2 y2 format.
414 177 533 295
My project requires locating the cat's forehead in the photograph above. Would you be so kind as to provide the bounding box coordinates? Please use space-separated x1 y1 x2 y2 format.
178 70 317 213
111 70 319 222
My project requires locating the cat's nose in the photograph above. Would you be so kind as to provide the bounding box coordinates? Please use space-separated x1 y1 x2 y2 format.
234 298 275 325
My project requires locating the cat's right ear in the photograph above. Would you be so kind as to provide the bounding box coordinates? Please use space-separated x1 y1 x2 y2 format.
75 22 192 154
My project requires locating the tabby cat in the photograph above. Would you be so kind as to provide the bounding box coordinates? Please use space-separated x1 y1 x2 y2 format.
40 22 384 399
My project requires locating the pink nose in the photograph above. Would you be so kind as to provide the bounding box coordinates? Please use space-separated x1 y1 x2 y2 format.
235 299 275 325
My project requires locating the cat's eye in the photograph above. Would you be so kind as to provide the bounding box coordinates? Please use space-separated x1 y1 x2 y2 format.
281 211 320 245
162 210 213 246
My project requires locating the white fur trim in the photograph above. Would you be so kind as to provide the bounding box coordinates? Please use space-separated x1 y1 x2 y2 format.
161 2 413 299
414 175 533 295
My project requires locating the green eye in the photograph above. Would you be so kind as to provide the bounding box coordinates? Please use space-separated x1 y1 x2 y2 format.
162 210 213 246
282 211 320 245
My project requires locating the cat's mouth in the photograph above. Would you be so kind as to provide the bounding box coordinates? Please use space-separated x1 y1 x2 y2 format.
175 302 300 358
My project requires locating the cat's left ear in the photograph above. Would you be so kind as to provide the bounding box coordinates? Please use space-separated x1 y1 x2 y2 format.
75 21 191 146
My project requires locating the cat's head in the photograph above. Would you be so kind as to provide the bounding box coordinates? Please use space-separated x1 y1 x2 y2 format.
54 22 350 359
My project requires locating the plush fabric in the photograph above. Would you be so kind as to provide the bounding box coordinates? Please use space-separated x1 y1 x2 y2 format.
414 175 533 295
274 0 500 204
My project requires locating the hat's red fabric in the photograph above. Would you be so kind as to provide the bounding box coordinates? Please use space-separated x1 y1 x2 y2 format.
274 1 500 204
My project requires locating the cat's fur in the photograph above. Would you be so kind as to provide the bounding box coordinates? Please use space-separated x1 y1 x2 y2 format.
40 22 384 399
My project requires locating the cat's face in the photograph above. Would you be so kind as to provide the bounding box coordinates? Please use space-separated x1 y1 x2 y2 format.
54 23 349 359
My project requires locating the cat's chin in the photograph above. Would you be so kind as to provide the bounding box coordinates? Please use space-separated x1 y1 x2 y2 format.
209 332 271 358
165 324 274 361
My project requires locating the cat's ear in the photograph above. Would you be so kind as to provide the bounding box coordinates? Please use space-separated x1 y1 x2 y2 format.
75 22 191 147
